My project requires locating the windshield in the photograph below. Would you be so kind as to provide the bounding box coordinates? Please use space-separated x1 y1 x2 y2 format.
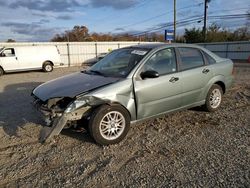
87 48 150 77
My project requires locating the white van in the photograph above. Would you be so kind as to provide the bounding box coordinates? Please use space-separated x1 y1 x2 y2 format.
0 46 62 76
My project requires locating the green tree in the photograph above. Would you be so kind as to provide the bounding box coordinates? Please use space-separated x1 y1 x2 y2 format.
6 39 16 42
230 27 250 41
51 25 92 42
184 27 203 43
70 26 91 41
206 23 228 42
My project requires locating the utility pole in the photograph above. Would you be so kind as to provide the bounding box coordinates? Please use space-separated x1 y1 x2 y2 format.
203 0 209 42
174 0 176 42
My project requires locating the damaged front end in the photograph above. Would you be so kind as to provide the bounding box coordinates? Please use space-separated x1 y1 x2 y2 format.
32 95 105 143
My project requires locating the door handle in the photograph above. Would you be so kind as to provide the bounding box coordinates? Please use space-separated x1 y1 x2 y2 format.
169 77 179 83
15 57 18 60
202 68 210 74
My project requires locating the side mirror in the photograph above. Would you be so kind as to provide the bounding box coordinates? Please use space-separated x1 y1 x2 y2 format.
140 70 159 79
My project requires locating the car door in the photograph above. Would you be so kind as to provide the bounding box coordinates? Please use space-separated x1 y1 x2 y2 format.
0 48 19 71
133 48 182 120
177 47 214 107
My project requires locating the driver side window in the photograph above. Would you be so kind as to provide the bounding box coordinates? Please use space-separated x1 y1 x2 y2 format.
143 48 177 75
1 48 15 57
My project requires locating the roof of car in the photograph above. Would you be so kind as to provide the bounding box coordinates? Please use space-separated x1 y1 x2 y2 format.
127 42 222 61
130 43 200 50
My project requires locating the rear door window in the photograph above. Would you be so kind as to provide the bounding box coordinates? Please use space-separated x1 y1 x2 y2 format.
178 48 204 70
203 51 216 64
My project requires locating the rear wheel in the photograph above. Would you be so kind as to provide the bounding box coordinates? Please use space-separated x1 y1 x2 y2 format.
43 62 53 72
88 104 130 145
0 67 4 76
203 84 223 112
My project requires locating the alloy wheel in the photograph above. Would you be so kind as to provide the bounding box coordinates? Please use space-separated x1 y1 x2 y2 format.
99 111 126 140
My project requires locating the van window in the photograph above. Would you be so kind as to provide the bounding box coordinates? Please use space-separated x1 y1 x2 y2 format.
143 48 177 75
1 48 15 57
179 48 204 70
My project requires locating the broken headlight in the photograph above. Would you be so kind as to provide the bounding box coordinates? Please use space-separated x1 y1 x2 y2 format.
65 96 107 113
65 97 90 113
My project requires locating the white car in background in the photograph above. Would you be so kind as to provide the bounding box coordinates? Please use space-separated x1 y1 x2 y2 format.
0 46 62 76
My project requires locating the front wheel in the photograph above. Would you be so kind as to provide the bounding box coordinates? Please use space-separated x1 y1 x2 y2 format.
88 104 130 145
203 84 223 112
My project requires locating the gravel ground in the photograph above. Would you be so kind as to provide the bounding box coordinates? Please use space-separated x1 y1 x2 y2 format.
0 65 249 187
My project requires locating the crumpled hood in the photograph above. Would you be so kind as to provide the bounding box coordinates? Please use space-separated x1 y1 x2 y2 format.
32 72 121 101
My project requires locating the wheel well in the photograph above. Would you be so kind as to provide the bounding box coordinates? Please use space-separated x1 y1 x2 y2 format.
214 81 225 94
92 102 132 120
108 102 132 119
43 61 54 66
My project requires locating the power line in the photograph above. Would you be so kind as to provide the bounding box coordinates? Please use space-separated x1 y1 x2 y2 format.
114 5 249 35
154 15 247 34
210 7 249 14
112 2 204 31
136 13 248 35
209 14 249 19
149 15 247 35
130 13 248 36
131 14 203 36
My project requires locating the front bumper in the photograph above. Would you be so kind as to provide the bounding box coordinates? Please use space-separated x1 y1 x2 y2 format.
32 98 63 126
32 98 90 143
39 114 69 143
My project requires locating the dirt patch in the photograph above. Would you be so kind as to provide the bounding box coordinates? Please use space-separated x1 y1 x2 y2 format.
0 66 249 187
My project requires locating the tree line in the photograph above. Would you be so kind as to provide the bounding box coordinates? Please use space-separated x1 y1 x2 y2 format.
50 24 249 43
50 25 143 42
183 24 249 43
5 23 249 43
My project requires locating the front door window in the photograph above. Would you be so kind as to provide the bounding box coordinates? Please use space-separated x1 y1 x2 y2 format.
1 48 15 57
142 48 177 76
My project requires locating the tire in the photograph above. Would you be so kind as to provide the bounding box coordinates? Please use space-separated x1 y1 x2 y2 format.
203 84 223 112
0 67 4 76
43 62 53 72
88 104 130 145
